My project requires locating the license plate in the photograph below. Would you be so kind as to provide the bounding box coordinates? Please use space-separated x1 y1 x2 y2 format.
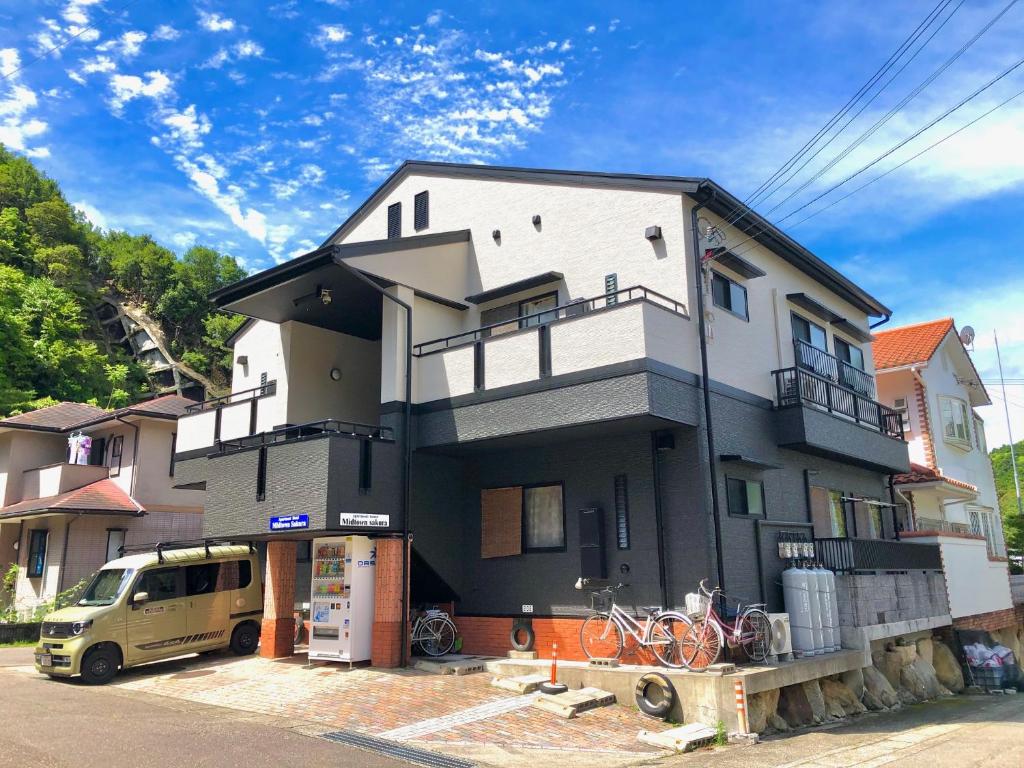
36 654 52 667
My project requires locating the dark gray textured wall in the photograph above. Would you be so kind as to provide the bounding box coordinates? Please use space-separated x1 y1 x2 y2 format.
776 404 911 474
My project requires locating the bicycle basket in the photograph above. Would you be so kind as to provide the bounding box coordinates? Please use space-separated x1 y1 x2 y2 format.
685 592 710 618
590 590 613 612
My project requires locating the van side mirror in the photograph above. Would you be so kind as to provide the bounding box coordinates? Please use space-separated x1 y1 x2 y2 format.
132 591 149 608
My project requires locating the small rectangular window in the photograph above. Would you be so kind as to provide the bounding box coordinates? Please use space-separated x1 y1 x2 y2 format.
256 446 268 502
387 201 401 239
109 435 124 477
169 432 177 477
711 272 748 320
414 190 429 231
481 487 523 559
523 483 565 552
605 274 618 306
835 338 865 371
791 314 827 350
519 291 558 328
358 439 372 493
259 371 268 389
939 396 971 447
725 478 765 517
614 474 630 550
974 416 987 453
27 529 48 578
105 529 126 562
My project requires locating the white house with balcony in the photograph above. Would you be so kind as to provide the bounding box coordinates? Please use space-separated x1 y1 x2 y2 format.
874 318 1013 627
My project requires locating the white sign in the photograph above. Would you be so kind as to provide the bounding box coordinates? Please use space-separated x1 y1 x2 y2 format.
522 604 534 614
339 513 390 528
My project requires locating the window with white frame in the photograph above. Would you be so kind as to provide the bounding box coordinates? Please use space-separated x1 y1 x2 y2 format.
893 397 910 433
974 415 987 454
938 396 971 448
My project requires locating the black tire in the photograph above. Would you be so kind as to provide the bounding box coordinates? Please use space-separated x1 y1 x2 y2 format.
230 622 260 656
80 645 120 685
634 672 676 720
510 621 535 652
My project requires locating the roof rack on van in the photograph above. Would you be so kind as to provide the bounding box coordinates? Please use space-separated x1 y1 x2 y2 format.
118 538 256 564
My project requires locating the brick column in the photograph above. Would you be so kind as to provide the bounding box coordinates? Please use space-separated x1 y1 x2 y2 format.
371 537 407 668
260 540 297 659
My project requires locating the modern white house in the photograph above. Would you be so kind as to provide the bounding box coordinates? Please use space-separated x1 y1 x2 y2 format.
0 396 204 615
874 318 1014 629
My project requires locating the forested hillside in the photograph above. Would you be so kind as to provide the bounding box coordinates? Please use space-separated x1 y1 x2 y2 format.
991 440 1024 570
0 144 246 416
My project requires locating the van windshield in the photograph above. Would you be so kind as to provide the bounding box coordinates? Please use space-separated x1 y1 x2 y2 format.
78 568 134 606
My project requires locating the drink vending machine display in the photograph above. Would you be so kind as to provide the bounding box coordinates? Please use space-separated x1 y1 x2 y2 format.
307 535 376 663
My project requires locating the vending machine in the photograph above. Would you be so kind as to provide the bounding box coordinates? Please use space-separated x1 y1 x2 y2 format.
307 535 376 663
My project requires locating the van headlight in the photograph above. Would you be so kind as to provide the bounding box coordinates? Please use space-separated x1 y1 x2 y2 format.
70 620 93 636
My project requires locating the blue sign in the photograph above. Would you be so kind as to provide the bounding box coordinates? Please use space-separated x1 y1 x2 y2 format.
269 514 309 532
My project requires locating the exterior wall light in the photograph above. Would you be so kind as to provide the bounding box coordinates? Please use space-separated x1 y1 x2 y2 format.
532 215 542 227
329 368 342 381
645 226 663 241
320 287 333 305
492 229 501 242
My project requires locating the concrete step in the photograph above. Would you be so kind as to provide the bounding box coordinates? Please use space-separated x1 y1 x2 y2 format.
507 650 538 660
491 673 548 694
413 657 486 676
532 687 616 718
638 723 718 753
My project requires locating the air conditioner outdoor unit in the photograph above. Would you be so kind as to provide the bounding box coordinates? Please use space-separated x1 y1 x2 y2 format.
769 612 793 660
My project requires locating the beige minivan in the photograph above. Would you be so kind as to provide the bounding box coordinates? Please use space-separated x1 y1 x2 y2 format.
34 544 263 684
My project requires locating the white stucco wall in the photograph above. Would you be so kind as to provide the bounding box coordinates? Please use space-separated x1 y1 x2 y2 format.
232 319 290 431
416 345 475 403
909 533 1012 618
483 332 541 389
132 419 204 510
0 432 67 506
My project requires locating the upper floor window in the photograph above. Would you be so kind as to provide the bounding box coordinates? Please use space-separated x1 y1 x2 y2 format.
387 202 401 239
938 396 971 448
834 338 864 371
792 313 827 350
109 434 124 477
726 477 765 517
974 415 987 454
414 190 429 231
711 271 748 321
519 292 558 328
893 397 911 434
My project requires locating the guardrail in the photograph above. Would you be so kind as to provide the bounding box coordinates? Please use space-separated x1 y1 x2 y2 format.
794 339 875 398
815 537 943 573
914 517 973 535
185 381 277 413
216 419 395 454
773 366 904 439
413 285 688 356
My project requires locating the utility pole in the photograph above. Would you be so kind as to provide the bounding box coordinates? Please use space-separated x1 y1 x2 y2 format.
994 329 1023 516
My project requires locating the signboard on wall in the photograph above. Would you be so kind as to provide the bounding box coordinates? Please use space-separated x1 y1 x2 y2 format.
339 513 390 528
269 514 309 532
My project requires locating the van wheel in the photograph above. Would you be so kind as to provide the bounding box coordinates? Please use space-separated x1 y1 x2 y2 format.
80 646 120 685
231 623 260 656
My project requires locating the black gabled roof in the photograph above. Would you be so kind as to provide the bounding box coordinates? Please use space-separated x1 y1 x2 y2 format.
318 160 891 318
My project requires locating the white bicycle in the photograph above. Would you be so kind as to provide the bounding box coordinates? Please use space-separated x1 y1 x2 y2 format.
576 580 692 668
410 608 458 657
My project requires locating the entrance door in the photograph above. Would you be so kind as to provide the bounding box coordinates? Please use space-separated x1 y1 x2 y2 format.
125 566 187 664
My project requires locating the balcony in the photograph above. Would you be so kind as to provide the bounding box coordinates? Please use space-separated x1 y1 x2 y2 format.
197 419 401 539
773 365 909 474
176 381 278 456
793 338 875 398
20 463 110 502
412 286 699 447
815 536 942 573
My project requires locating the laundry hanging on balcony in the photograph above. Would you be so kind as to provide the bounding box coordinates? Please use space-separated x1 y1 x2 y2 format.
67 431 93 465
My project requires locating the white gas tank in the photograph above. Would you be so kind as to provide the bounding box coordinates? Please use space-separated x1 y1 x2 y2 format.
782 565 814 657
805 565 824 655
823 567 841 651
811 566 835 653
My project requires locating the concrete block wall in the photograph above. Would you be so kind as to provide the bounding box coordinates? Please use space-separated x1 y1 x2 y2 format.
834 572 949 628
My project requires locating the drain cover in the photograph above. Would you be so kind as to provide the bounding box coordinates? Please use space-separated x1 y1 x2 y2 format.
319 731 475 768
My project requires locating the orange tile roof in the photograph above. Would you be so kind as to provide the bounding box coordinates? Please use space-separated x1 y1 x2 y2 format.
873 318 954 370
893 462 978 493
0 478 145 520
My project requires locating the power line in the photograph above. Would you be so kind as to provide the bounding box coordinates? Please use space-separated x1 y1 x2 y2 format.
757 0 1017 221
717 0 955 226
717 58 1024 259
736 0 969 220
0 0 145 83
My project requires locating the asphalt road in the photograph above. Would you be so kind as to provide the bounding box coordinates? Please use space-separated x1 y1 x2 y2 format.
0 648 405 768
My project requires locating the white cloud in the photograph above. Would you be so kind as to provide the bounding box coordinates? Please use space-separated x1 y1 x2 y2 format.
33 1 102 55
161 105 211 149
585 24 596 34
171 231 198 249
152 25 181 41
314 24 351 46
0 48 49 157
108 70 173 111
426 11 443 26
97 30 147 59
73 200 107 229
608 19 620 32
198 11 236 32
234 40 264 58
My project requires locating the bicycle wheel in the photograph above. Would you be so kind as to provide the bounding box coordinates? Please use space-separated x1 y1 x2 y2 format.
739 609 772 663
580 613 624 660
418 616 457 656
647 611 691 669
680 619 723 670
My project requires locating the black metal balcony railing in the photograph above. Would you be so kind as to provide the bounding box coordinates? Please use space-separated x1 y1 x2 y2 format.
216 419 394 455
773 366 904 439
794 339 875 397
413 285 688 356
185 381 277 413
815 537 942 573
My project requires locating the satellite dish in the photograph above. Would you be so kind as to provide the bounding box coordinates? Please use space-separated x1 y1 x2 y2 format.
959 326 976 347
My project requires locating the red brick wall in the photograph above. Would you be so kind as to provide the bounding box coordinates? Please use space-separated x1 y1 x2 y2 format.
371 538 407 668
953 607 1019 632
261 540 297 659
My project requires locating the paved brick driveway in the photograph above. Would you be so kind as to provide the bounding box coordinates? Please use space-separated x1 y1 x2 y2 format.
105 652 668 760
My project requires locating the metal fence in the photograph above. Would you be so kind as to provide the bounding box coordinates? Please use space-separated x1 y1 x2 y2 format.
814 537 942 573
774 366 904 439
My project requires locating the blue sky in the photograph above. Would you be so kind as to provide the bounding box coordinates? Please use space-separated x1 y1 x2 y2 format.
2 1 1023 445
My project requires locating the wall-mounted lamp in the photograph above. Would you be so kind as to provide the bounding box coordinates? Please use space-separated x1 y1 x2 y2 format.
237 355 249 366
329 367 342 381
320 287 333 305
492 229 501 243
645 225 663 241
532 214 542 227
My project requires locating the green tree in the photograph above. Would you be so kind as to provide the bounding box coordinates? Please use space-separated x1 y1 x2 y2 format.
0 149 60 214
97 231 176 304
991 441 1024 572
26 198 79 249
0 206 32 268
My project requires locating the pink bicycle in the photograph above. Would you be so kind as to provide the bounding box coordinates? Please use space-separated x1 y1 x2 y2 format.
680 579 771 670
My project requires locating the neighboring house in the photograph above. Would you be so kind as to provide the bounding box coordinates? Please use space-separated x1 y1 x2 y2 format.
874 318 1014 630
0 396 204 615
174 161 951 666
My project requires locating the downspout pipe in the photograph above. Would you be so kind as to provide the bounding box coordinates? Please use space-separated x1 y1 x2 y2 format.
333 254 414 667
869 312 891 330
114 415 141 497
689 190 727 597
